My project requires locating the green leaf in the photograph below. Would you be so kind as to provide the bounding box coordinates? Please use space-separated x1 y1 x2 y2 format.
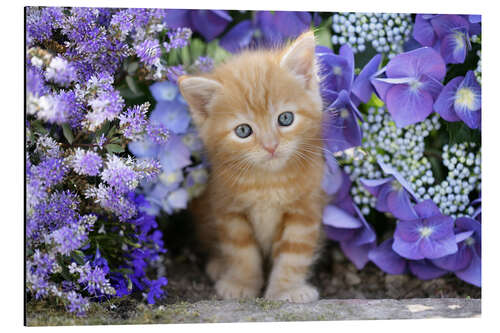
105 144 125 154
71 250 86 265
125 75 141 95
127 61 139 75
447 122 481 145
62 123 74 144
189 38 206 61
180 45 191 65
30 120 48 135
315 20 333 49
95 121 110 139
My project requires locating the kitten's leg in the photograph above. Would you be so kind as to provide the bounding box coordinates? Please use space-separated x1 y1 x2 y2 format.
265 210 321 303
214 212 264 299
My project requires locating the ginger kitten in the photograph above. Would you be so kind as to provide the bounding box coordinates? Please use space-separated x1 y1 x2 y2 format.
178 31 327 303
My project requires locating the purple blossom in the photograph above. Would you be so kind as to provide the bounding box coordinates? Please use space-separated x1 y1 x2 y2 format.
150 98 191 135
146 122 170 145
135 39 161 67
65 291 89 316
71 148 103 176
50 225 87 255
368 238 407 275
119 103 149 140
26 7 64 45
393 200 457 260
220 11 311 53
360 158 419 220
27 65 49 97
149 81 179 102
408 259 448 280
101 155 141 193
166 10 231 41
323 202 376 269
165 65 186 83
434 71 481 129
164 27 192 52
192 56 214 73
432 217 481 286
145 277 168 304
45 57 77 87
87 88 125 130
158 135 192 173
371 47 446 127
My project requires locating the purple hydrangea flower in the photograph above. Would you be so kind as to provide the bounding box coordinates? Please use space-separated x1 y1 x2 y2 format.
393 200 457 260
371 47 446 127
432 217 481 286
408 259 447 280
360 158 419 220
368 238 408 275
323 202 376 269
150 99 191 135
158 135 192 173
434 71 481 129
166 10 232 41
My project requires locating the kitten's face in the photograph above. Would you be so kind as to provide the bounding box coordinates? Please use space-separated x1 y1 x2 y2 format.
179 32 323 172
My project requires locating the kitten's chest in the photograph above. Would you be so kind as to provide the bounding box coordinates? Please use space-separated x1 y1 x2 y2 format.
247 202 283 256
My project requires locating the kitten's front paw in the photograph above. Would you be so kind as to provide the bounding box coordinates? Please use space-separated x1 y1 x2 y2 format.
206 257 225 282
215 279 260 300
265 284 319 303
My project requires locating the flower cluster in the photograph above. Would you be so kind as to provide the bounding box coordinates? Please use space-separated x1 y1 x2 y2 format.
318 14 481 287
25 6 197 315
331 12 412 57
129 81 208 216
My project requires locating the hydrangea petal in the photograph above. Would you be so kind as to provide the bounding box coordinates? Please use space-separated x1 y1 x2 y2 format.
325 226 357 242
387 189 418 221
409 260 447 280
434 76 462 122
426 215 455 240
413 15 436 46
394 220 421 243
386 47 446 81
219 20 254 53
440 33 467 64
418 235 458 259
368 238 407 274
273 11 311 38
340 241 375 270
322 205 362 229
386 84 434 127
414 199 442 219
432 243 472 272
352 54 382 103
430 14 469 39
455 250 481 287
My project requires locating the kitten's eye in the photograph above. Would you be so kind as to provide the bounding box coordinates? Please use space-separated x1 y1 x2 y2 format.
278 112 294 126
234 124 253 138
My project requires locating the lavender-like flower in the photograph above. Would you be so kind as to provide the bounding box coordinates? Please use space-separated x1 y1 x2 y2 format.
70 148 103 176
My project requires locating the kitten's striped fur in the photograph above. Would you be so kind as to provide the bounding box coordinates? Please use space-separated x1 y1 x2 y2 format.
178 31 327 302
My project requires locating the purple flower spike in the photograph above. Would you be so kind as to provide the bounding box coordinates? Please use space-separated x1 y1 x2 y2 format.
434 70 481 129
368 238 407 275
371 47 446 127
393 200 457 260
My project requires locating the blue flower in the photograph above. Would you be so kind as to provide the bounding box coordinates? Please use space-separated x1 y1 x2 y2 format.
413 14 474 64
393 200 457 260
360 158 418 220
434 71 481 129
165 10 232 41
371 47 446 127
432 217 481 286
368 238 407 275
145 277 168 304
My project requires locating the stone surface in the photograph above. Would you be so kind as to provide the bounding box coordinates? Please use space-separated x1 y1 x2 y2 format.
152 298 481 323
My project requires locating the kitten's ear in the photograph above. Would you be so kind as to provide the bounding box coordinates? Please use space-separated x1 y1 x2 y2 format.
178 76 222 125
280 31 318 90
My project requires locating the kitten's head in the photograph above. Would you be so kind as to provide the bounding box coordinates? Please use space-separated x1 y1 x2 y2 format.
179 31 323 172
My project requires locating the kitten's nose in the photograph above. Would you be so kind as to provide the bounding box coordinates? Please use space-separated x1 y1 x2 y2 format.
263 143 278 155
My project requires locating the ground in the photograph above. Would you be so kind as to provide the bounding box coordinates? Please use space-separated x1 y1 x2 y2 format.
26 241 481 326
